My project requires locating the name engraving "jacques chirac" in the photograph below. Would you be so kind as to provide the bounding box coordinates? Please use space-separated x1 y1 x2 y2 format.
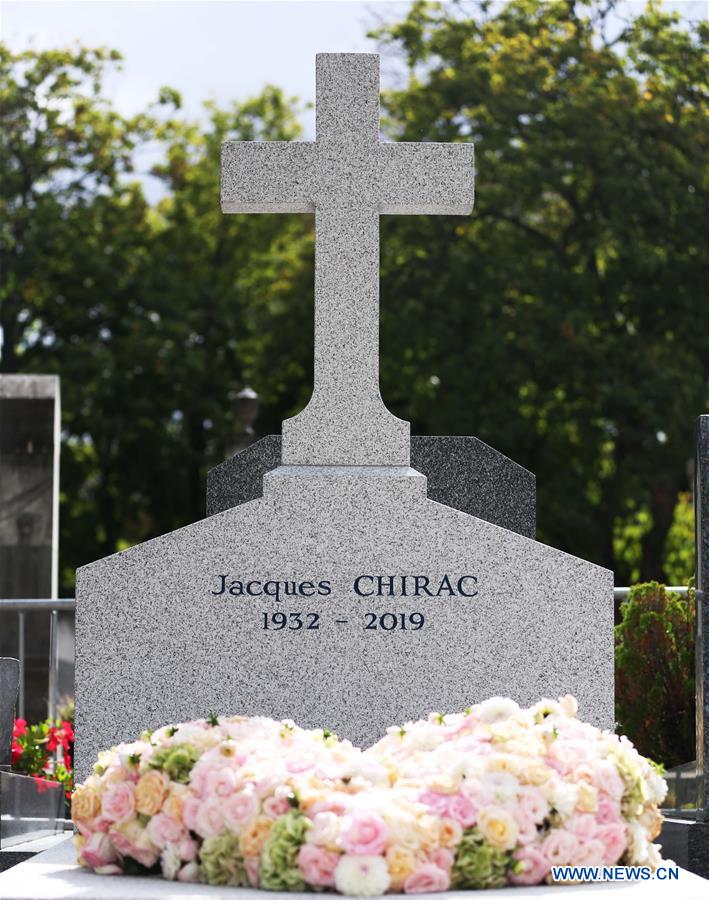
210 574 478 600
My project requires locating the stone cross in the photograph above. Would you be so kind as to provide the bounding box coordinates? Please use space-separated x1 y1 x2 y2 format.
221 54 474 466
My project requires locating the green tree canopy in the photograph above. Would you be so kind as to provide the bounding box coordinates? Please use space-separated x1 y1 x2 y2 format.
1 0 706 590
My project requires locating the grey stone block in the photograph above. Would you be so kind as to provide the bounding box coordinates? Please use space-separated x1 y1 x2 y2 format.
76 466 611 780
222 54 474 467
207 435 535 538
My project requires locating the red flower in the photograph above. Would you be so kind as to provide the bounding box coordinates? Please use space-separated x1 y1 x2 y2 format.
11 740 23 764
13 718 27 737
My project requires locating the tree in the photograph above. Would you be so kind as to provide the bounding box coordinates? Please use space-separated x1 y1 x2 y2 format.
372 0 708 579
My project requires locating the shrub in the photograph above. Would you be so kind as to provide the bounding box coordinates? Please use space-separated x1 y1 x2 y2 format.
615 582 694 769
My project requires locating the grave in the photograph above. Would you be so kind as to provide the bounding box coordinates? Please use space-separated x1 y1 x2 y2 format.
207 435 537 538
0 375 71 721
71 53 613 786
0 658 64 873
1 47 705 898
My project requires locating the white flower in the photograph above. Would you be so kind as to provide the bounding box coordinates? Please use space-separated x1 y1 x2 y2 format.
548 781 579 818
477 697 520 724
334 854 391 896
306 812 340 848
160 845 181 881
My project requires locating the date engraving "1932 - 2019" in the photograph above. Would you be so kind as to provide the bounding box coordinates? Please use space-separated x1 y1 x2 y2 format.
210 574 478 633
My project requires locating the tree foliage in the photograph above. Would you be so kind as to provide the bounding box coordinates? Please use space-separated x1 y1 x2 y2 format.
0 1 706 592
615 582 694 767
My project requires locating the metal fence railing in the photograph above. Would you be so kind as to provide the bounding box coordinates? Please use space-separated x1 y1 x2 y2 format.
0 587 692 721
0 598 76 720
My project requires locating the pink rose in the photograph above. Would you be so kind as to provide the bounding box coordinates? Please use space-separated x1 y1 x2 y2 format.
309 798 349 817
596 795 622 826
109 822 159 869
177 862 201 883
430 848 454 872
594 760 625 799
514 812 539 845
299 844 340 887
101 782 135 824
179 835 198 862
519 788 549 824
206 766 237 798
509 847 550 886
94 864 123 875
404 863 450 893
245 856 261 887
565 814 597 841
447 793 477 828
181 795 200 831
419 790 450 815
194 798 226 838
80 832 119 869
264 795 291 819
542 829 579 866
147 812 184 848
575 839 606 865
340 812 388 856
596 823 627 864
224 789 260 831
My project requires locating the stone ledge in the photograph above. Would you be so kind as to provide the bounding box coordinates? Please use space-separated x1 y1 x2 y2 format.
0 836 706 899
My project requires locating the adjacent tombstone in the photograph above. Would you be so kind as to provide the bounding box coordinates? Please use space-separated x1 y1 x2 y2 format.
0 658 63 869
0 376 66 721
208 435 536 538
75 54 613 781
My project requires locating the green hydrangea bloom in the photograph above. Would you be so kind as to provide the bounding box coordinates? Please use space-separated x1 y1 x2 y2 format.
451 828 512 889
200 830 247 886
259 810 309 891
148 743 200 783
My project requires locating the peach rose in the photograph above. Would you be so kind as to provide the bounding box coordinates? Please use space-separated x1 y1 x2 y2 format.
438 818 463 849
240 815 273 857
299 844 340 887
478 806 519 851
72 785 101 821
385 845 417 890
135 770 169 816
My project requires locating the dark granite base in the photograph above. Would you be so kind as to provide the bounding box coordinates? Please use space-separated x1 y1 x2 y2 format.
660 816 709 878
207 435 536 538
0 851 34 873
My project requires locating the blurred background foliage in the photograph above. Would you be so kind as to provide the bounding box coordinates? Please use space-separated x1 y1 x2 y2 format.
0 0 706 594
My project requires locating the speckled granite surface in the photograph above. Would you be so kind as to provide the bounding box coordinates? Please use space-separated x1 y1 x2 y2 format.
76 466 610 781
222 54 474 467
207 435 536 538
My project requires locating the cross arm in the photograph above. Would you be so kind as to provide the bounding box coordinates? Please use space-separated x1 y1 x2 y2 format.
377 142 475 216
221 141 316 213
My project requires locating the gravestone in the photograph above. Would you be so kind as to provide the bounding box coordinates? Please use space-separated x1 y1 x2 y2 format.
207 435 537 538
0 657 63 869
0 376 68 721
75 53 613 781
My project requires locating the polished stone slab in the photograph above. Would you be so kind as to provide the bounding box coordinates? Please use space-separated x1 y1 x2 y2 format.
207 435 536 538
0 835 706 899
76 466 611 780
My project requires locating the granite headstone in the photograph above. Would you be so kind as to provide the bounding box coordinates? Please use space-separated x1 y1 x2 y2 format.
207 435 536 538
75 53 613 781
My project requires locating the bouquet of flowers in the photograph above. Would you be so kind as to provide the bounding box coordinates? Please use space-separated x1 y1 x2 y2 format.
73 695 667 893
12 711 74 801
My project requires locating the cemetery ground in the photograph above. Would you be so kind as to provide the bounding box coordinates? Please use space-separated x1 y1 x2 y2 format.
1 1 707 896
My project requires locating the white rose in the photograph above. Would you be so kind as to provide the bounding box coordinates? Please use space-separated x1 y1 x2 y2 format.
335 855 391 896
548 781 579 818
160 845 182 881
477 697 521 724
